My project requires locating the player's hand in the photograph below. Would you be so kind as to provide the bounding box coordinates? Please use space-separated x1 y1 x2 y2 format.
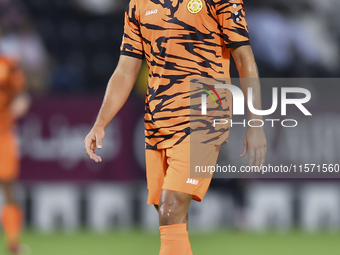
240 127 267 167
84 126 105 163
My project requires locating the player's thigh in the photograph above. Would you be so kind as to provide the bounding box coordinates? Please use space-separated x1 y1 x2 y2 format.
145 148 167 205
0 132 19 182
159 189 193 212
162 142 220 202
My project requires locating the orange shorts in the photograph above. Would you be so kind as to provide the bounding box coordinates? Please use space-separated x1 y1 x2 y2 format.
0 131 19 181
146 142 220 205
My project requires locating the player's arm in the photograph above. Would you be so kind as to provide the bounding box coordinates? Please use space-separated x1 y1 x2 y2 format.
10 93 31 119
84 55 142 162
231 45 267 167
8 59 31 119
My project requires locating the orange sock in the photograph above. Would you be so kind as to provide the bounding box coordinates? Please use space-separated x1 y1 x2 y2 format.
159 223 193 255
1 204 23 245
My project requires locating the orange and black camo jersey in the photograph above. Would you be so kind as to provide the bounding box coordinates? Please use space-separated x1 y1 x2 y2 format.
120 0 250 149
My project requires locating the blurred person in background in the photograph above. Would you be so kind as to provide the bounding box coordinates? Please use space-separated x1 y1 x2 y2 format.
246 0 340 77
73 0 126 14
0 0 49 95
0 21 31 254
290 1 340 76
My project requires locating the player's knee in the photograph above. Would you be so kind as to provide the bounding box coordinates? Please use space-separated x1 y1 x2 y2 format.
0 181 16 204
158 199 188 226
158 200 176 225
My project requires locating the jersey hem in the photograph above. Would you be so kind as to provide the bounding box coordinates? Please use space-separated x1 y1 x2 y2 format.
120 51 144 59
226 41 250 49
145 137 228 150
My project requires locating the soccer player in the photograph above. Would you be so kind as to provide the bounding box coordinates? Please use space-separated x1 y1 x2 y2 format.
84 0 266 254
0 41 30 253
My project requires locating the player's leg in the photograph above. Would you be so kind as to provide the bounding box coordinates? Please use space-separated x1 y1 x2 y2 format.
154 202 189 227
158 189 193 255
146 143 219 255
157 142 220 255
0 183 23 254
146 148 192 254
0 133 23 254
1 181 17 204
159 190 192 225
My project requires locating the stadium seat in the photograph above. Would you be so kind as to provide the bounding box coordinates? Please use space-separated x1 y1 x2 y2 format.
300 183 340 232
32 184 80 232
87 184 133 232
246 182 294 231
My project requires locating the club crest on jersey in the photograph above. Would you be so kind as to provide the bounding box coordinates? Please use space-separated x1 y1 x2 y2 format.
187 0 203 14
146 9 158 16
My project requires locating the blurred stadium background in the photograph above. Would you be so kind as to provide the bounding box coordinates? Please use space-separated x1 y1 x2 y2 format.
1 0 340 254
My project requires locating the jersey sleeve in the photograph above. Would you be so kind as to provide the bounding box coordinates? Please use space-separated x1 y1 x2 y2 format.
120 0 144 59
215 0 250 48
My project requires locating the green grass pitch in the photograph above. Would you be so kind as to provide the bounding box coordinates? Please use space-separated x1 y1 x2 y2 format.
1 230 339 255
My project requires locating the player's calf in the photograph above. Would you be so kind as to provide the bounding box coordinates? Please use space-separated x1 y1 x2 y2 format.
158 190 193 255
